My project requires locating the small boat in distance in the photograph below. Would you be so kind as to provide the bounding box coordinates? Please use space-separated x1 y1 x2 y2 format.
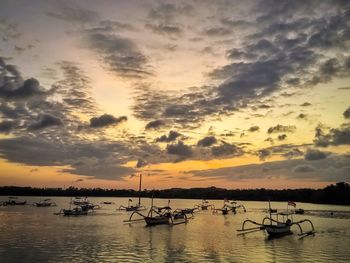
2 196 27 206
194 200 214 210
213 199 246 215
33 198 56 207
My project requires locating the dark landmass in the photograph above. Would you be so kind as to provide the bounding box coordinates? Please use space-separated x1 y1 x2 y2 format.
0 182 349 205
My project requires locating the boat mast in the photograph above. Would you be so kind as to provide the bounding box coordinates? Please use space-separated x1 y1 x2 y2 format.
138 173 142 205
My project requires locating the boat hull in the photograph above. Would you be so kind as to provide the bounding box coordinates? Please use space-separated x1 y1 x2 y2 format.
144 216 170 225
265 225 291 236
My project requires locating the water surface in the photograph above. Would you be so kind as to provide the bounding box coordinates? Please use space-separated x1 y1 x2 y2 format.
0 197 349 262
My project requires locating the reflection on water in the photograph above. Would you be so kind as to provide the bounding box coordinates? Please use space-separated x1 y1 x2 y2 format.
0 197 349 262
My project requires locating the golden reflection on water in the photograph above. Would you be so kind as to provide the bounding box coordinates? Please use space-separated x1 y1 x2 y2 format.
0 197 349 262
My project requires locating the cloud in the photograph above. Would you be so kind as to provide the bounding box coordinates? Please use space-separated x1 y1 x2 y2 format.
292 164 316 173
0 120 15 133
156 130 181 142
83 29 152 79
297 113 307 119
166 141 192 159
212 142 243 157
203 27 232 37
248 125 260 132
28 114 63 130
145 119 166 130
314 123 350 147
343 107 350 119
145 23 182 36
0 58 51 99
189 154 350 182
304 148 329 161
300 102 312 107
89 114 127 128
258 148 271 160
46 6 99 24
197 136 217 147
267 124 296 134
278 134 287 141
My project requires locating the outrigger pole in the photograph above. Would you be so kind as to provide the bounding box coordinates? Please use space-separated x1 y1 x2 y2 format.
138 173 142 206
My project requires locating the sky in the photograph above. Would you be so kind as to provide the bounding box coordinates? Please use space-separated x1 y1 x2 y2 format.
0 0 349 190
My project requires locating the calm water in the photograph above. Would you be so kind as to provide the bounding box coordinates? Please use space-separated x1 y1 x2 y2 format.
0 197 349 262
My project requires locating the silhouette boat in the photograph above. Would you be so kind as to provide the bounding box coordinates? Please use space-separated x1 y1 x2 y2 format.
213 199 246 215
2 196 27 206
118 173 146 212
194 200 214 210
237 201 315 238
33 198 56 207
124 198 188 226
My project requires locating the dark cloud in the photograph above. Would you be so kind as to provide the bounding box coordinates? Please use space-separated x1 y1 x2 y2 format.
156 130 181 142
282 148 304 159
145 119 165 130
83 29 152 79
212 142 242 157
197 136 217 147
258 148 271 161
248 125 260 132
28 114 63 130
0 58 51 100
300 102 312 107
297 113 307 119
278 134 287 141
267 124 296 134
203 27 232 37
0 120 15 133
314 123 350 147
46 6 99 24
89 114 127 128
145 23 182 36
166 141 192 159
343 107 350 119
304 148 329 161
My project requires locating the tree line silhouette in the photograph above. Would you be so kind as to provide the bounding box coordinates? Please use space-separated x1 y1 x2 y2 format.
0 182 349 205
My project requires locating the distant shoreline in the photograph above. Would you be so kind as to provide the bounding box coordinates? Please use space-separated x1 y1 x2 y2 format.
0 182 349 205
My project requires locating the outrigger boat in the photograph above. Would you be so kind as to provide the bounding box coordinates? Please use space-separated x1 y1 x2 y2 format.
55 197 99 216
2 196 27 206
213 200 246 215
237 201 315 239
194 199 214 210
124 198 188 226
33 198 56 207
118 173 146 212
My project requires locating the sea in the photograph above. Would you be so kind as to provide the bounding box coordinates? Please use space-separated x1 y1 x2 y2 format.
0 197 349 262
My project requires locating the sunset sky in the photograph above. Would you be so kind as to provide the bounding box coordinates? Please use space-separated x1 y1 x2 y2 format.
0 0 349 189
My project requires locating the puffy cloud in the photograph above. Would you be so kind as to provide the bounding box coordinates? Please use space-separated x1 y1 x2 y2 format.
156 130 181 142
267 124 296 134
145 119 165 130
89 114 127 128
314 124 350 147
258 148 271 160
197 136 217 147
28 114 63 130
278 134 287 141
343 107 350 119
166 141 192 159
212 142 242 157
248 125 260 132
304 148 329 161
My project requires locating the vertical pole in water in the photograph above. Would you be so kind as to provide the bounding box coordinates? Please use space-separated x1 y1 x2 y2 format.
268 200 272 225
138 173 142 206
151 193 154 218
